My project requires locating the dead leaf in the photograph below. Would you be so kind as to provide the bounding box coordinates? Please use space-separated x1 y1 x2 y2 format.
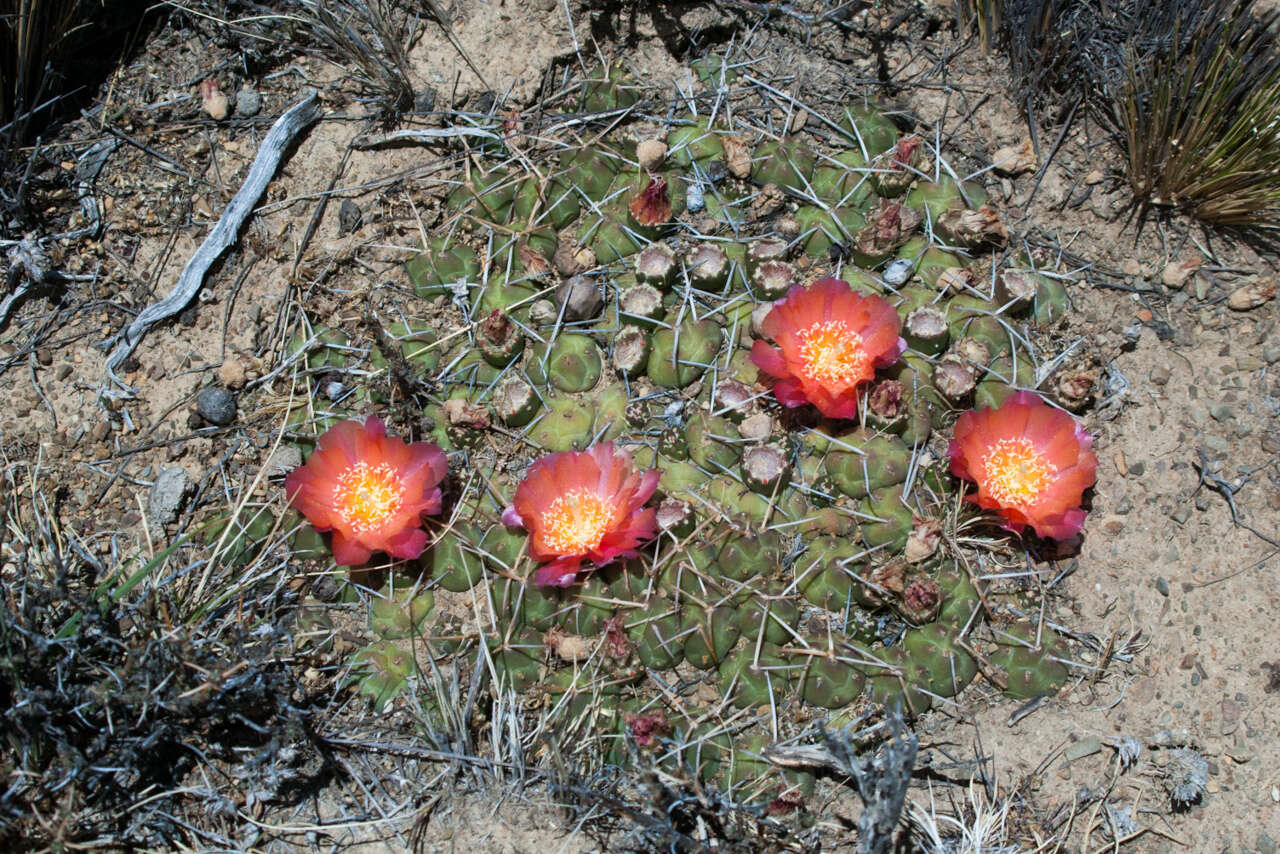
992 139 1036 176
1227 277 1276 311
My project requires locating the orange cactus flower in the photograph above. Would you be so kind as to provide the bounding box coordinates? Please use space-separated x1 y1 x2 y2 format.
506 443 660 587
949 392 1098 540
750 277 904 419
284 418 448 566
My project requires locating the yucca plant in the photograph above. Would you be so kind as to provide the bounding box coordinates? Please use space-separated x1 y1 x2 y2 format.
1116 2 1280 226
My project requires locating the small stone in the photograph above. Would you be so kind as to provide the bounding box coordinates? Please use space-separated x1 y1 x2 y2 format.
218 358 247 390
36 348 53 366
1155 577 1170 597
1102 517 1125 535
1128 460 1145 477
1209 404 1232 422
528 299 558 325
1263 343 1280 364
1204 435 1230 453
1084 169 1105 185
235 87 262 117
636 138 667 172
1261 430 1280 454
338 199 363 235
1171 506 1191 524
1221 698 1241 724
1065 736 1103 761
882 258 914 285
1149 365 1171 385
148 467 191 534
196 387 237 426
1115 497 1133 514
1236 355 1263 372
1258 833 1277 854
265 445 303 478
1122 257 1143 278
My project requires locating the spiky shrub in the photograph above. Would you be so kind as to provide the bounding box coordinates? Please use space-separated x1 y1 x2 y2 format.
1116 1 1280 225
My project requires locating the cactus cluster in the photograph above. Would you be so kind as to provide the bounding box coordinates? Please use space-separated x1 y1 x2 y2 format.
277 54 1082 801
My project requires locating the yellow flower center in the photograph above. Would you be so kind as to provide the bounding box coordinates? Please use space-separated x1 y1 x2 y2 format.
333 461 405 534
982 438 1056 506
540 489 614 555
797 320 868 386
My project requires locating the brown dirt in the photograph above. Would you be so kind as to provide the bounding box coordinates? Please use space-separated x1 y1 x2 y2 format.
3 1 1278 851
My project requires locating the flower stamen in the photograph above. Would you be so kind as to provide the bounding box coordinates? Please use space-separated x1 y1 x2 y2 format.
541 489 614 554
333 461 405 534
797 320 869 385
982 438 1056 506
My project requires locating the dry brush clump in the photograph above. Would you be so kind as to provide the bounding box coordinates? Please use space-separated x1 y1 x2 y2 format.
954 0 1280 229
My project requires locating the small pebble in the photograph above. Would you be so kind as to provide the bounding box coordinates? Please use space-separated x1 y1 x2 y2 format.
1128 460 1145 477
1155 577 1170 597
196 387 237 426
235 87 262 117
1203 435 1230 453
338 199 363 235
1149 365 1171 385
1209 404 1232 422
1258 833 1277 854
882 259 914 285
554 274 604 322
36 348 53 366
1114 497 1133 514
1171 506 1191 524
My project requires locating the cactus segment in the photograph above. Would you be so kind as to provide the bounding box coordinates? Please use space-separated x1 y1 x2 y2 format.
824 432 911 500
716 527 782 581
752 260 799 299
627 602 687 669
934 352 978 401
612 325 652 379
859 487 914 551
863 646 933 716
370 585 436 640
618 282 665 328
837 104 899 158
686 409 743 472
873 135 932 197
422 524 485 592
745 236 789 275
902 623 978 698
812 149 874 208
635 243 677 289
647 317 722 388
494 374 543 427
527 334 603 393
527 393 595 451
683 606 742 669
799 654 866 709
1033 273 1070 325
352 641 414 711
903 305 950 356
742 445 791 494
734 589 799 644
406 238 480 299
752 139 816 192
489 628 543 693
990 622 1071 699
719 646 791 709
477 310 526 367
667 118 723 167
794 206 866 258
686 243 731 291
580 65 641 113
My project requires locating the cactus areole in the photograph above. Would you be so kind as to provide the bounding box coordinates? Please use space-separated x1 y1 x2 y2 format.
284 418 448 566
507 443 660 587
949 391 1098 539
750 277 905 419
